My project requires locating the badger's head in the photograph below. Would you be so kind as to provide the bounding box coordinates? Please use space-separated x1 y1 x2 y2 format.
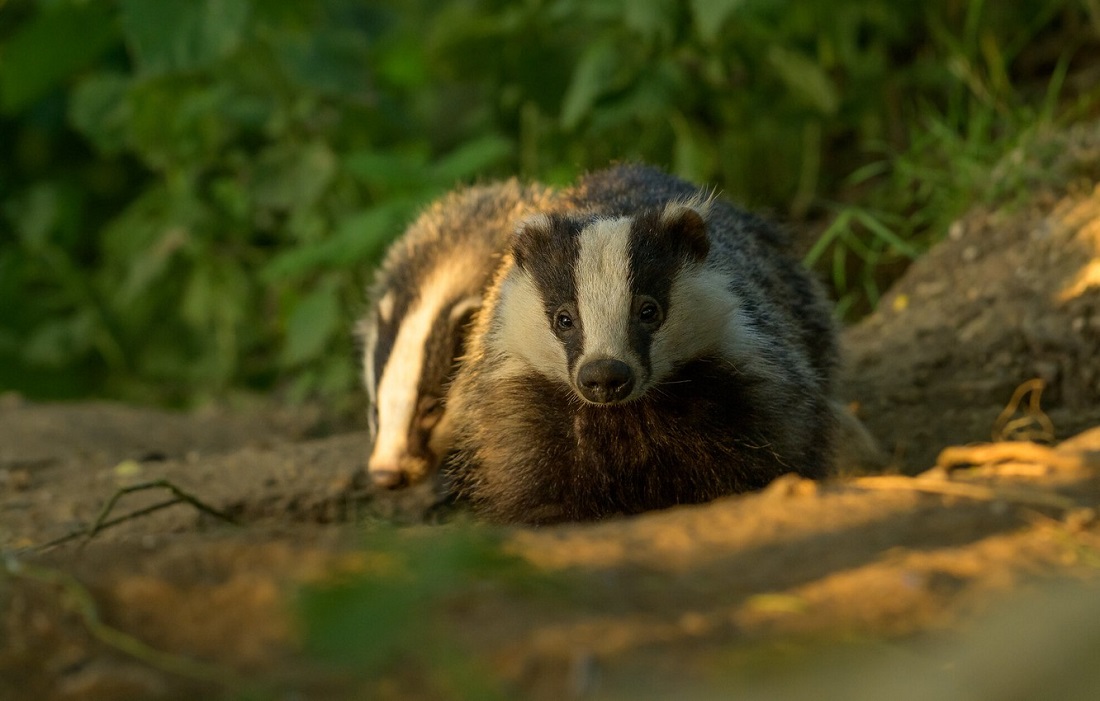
493 201 736 404
360 269 481 489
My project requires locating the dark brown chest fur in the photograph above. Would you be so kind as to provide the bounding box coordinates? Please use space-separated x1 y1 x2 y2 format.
452 359 830 524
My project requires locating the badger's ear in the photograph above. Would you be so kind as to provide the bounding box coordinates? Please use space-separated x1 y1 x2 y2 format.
447 295 481 331
659 202 710 263
447 295 482 365
511 213 552 271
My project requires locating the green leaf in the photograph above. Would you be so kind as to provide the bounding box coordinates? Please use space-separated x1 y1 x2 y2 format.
120 0 251 75
344 149 431 191
23 312 96 368
560 40 621 130
125 80 234 168
690 0 747 44
274 29 374 97
69 73 132 154
766 46 840 116
252 141 337 213
299 528 522 670
261 199 418 283
280 279 341 367
9 184 62 249
0 2 119 112
671 113 717 184
623 0 677 44
432 135 514 184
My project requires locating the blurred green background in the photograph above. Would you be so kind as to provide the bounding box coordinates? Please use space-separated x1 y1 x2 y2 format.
1 0 1097 409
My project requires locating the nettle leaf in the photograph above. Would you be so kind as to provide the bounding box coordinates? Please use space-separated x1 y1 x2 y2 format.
120 0 251 75
0 2 119 113
126 80 234 168
23 312 96 368
690 0 748 44
273 29 374 98
9 184 63 250
252 141 337 214
280 278 341 367
624 0 678 45
69 73 132 154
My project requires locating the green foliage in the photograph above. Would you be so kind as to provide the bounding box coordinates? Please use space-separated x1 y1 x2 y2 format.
297 526 525 696
0 0 1096 404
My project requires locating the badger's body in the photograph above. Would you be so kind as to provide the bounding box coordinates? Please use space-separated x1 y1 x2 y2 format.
447 165 839 523
360 181 551 488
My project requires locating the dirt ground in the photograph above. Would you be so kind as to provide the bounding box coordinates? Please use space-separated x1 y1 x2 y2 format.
4 128 1100 700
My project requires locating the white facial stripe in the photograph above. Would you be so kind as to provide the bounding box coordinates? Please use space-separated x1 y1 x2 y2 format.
492 271 569 383
575 218 635 362
368 264 469 469
650 266 736 383
650 265 789 388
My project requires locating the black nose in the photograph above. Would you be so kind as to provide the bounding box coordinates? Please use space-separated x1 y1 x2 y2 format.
577 359 635 404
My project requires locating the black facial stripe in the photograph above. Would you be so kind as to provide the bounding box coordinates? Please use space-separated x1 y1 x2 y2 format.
519 214 587 373
371 313 399 394
368 276 414 394
627 210 686 372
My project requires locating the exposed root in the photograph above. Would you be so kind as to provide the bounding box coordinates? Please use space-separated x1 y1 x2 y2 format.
2 554 245 688
852 474 1089 517
851 429 1098 524
935 442 1091 474
991 378 1055 443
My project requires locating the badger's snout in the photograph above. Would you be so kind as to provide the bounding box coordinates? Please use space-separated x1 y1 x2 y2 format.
577 358 635 404
368 465 408 489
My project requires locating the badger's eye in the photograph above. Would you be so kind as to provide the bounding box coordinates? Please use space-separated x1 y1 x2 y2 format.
417 397 444 429
637 298 663 325
555 311 574 331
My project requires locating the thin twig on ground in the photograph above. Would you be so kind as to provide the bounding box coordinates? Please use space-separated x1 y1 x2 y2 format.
29 479 237 553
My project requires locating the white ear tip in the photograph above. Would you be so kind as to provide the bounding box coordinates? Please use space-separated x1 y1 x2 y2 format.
514 212 551 235
449 295 482 324
661 196 713 225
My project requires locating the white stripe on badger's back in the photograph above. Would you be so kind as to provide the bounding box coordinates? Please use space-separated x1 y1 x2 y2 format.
575 218 636 366
377 289 396 324
360 317 380 431
368 262 471 471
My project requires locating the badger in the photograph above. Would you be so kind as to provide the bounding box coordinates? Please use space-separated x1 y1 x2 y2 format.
359 181 551 489
445 164 841 523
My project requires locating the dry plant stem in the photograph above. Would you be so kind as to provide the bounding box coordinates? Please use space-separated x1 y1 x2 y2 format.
853 475 1085 514
936 443 1091 473
2 555 245 688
